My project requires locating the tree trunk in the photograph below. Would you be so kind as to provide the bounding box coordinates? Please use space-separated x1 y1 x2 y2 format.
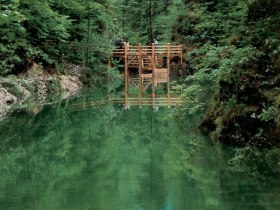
147 0 153 43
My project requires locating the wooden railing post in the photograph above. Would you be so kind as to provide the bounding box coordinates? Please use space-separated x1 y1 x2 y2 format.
180 45 183 64
152 43 156 109
138 43 142 107
124 43 129 109
167 43 171 108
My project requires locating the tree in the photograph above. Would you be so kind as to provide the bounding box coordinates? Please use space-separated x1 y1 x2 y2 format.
19 0 71 63
0 0 27 74
172 0 280 147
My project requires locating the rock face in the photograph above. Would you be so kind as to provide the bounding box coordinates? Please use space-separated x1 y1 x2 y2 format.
0 88 17 118
0 64 83 119
34 77 49 102
59 75 83 99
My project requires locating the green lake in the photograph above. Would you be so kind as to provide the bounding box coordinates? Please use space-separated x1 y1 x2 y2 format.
0 93 279 210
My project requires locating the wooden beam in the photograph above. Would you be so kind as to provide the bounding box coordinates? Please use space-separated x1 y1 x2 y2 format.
124 43 129 109
167 43 171 108
152 43 156 109
138 43 142 108
180 45 183 64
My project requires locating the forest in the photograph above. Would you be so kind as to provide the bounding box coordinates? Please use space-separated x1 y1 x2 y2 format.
0 0 280 209
2 0 280 147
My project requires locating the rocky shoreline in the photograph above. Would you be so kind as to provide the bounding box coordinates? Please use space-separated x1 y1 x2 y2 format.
0 63 83 119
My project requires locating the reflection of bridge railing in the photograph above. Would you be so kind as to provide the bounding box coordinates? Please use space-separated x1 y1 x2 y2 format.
112 97 182 107
72 96 182 110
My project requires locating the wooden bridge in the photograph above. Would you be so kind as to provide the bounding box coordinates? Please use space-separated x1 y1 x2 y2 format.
111 43 183 109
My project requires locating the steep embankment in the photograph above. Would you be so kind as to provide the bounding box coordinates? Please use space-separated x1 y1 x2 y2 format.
171 0 280 147
0 63 83 118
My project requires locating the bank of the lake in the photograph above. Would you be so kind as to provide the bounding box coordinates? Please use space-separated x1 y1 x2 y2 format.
0 63 83 118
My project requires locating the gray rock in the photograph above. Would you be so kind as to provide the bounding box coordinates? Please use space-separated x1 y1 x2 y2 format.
0 88 17 118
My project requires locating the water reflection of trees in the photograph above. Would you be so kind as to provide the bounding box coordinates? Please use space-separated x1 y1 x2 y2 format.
0 102 279 210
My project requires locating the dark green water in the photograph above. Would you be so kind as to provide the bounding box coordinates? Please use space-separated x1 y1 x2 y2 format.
0 97 279 210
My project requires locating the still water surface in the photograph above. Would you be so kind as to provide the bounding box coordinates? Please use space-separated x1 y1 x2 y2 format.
0 96 279 210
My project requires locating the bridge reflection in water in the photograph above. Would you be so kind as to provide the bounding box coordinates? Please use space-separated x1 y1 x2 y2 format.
72 95 182 110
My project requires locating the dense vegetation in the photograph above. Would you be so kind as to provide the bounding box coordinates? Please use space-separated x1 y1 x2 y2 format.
0 0 115 87
170 0 280 148
1 0 280 151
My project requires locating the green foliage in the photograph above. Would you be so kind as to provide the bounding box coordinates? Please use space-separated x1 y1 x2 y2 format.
109 0 185 44
0 0 116 79
21 0 71 42
171 0 280 150
257 105 277 122
0 0 27 74
1 81 22 99
107 67 123 92
19 0 71 64
0 44 21 74
228 146 280 175
46 77 62 93
152 2 186 43
21 79 36 93
175 44 263 119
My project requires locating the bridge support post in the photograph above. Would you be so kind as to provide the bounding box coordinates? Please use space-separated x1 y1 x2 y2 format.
167 43 171 108
138 43 142 108
152 43 156 109
180 45 183 64
124 43 129 109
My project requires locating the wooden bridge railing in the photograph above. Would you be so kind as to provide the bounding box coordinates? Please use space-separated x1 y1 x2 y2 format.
112 45 183 57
